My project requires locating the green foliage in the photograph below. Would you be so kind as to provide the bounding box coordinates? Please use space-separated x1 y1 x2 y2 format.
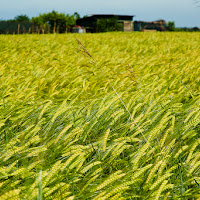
166 21 175 31
73 12 80 20
95 17 123 32
14 15 30 22
175 26 200 32
166 21 200 32
0 32 200 199
32 11 78 33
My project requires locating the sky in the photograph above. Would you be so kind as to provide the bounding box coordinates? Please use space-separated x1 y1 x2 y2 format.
0 0 199 27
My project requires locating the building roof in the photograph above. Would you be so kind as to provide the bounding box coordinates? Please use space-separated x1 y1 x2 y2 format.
90 14 135 17
90 14 135 21
135 20 166 24
77 14 135 26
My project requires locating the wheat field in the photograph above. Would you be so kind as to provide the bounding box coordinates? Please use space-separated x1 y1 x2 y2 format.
0 32 200 199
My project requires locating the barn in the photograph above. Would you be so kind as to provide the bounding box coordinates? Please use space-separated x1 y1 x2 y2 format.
134 20 167 31
76 14 135 33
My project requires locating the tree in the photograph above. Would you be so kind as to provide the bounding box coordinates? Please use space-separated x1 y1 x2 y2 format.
95 17 123 32
192 26 200 31
44 11 67 33
166 21 175 31
32 11 78 33
32 14 48 33
74 12 80 20
14 15 30 22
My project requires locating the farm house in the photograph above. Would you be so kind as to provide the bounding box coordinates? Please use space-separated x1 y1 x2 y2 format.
71 25 86 33
76 14 135 32
134 20 167 31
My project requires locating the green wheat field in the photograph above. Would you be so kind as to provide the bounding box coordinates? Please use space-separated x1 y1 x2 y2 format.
0 32 200 199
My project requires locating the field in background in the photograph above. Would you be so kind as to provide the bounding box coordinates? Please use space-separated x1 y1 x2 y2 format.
0 32 200 199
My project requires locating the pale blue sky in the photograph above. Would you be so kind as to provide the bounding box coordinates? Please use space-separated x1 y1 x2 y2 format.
0 0 199 27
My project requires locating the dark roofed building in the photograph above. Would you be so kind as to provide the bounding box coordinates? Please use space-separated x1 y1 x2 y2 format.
134 20 167 32
76 14 135 32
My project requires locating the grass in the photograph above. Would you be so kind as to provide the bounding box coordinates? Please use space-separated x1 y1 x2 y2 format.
0 32 200 199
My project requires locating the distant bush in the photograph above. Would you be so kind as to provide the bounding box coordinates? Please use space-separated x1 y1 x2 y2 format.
166 21 200 32
95 17 123 32
175 27 200 32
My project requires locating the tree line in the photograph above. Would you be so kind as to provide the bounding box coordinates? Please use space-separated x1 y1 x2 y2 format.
0 12 127 33
0 11 81 33
0 11 199 33
166 21 200 32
